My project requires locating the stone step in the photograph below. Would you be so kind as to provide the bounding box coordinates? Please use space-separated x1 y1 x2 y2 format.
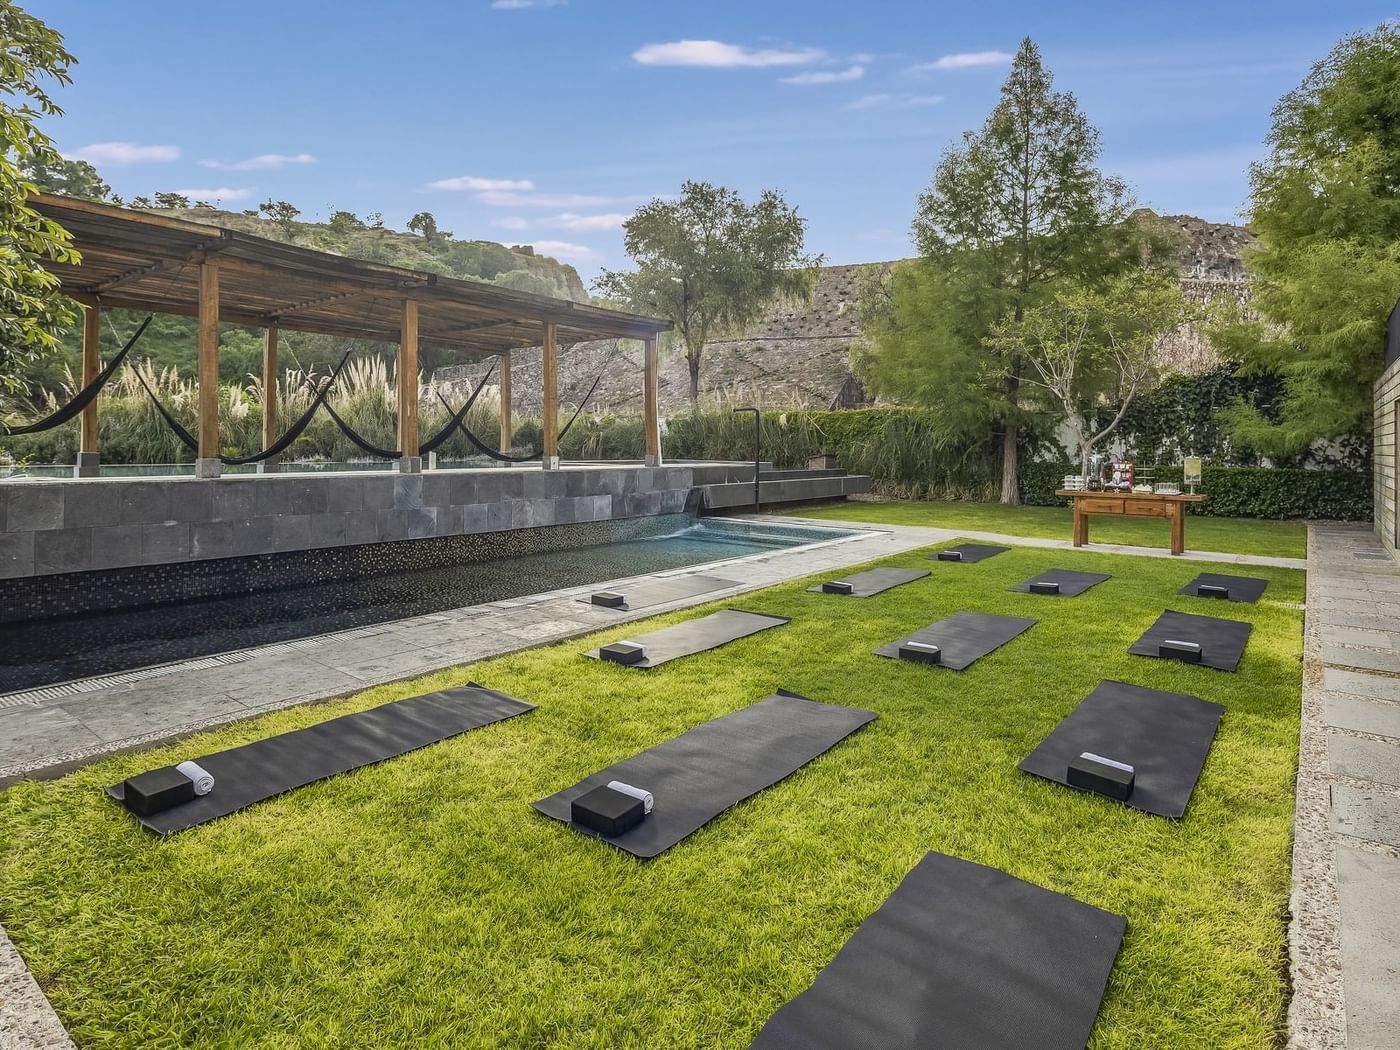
697 474 871 510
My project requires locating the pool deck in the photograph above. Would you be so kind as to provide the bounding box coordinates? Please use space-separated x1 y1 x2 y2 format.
0 513 1310 1050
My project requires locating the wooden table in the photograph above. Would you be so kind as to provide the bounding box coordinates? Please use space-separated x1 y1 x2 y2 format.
1056 490 1206 556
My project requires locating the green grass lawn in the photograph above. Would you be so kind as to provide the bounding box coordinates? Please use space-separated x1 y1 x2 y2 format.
0 542 1304 1049
789 499 1308 559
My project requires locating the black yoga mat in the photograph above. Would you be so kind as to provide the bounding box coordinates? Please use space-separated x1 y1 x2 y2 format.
1010 568 1112 597
748 850 1125 1050
1178 572 1269 604
106 684 535 834
1128 609 1253 672
584 609 788 669
929 543 1009 563
874 612 1037 671
807 567 929 597
1018 679 1224 818
574 574 739 612
532 689 876 858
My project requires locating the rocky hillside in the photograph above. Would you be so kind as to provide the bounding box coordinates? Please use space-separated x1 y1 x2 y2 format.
436 211 1254 417
150 204 590 303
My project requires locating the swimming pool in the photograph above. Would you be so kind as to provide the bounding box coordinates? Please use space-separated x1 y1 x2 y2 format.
0 516 858 692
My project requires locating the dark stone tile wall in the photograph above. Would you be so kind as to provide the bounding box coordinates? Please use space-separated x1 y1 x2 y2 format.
0 512 701 626
0 465 695 582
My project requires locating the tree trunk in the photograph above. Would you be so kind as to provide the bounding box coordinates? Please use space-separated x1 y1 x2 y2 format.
1000 359 1022 505
1000 425 1020 505
687 354 700 409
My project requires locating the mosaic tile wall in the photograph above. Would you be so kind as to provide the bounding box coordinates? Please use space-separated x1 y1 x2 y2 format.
0 464 696 584
1 511 704 626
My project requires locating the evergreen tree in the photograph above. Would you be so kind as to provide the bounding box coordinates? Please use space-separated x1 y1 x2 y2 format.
862 38 1160 503
1215 22 1400 454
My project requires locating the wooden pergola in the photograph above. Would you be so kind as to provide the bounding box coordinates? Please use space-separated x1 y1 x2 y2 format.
31 194 670 477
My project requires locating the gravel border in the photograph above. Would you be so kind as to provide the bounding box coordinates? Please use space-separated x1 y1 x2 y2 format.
1286 526 1348 1050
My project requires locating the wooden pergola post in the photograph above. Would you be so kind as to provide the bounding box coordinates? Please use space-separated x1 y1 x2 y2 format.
541 322 559 469
257 323 280 473
397 298 421 472
497 352 512 465
195 260 221 478
643 335 661 467
75 299 102 477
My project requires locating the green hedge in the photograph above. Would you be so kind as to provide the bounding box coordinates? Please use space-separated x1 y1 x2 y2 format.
1017 460 1370 521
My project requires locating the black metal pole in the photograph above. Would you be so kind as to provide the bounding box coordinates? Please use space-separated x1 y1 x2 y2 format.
733 407 760 514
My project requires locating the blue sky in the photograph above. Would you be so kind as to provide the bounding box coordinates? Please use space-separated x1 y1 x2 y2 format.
33 0 1395 283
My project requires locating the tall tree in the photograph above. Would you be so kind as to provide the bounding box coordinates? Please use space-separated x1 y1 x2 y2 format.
989 271 1191 479
0 0 80 392
864 38 1156 503
407 211 448 242
595 181 821 408
1214 22 1400 455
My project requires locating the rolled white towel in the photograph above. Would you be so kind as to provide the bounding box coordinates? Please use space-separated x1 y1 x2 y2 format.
606 779 653 814
176 760 215 796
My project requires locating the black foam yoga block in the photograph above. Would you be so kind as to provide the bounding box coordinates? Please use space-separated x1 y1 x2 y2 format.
1067 753 1135 800
1198 584 1230 599
121 766 195 816
937 550 963 562
1030 580 1061 595
600 641 647 665
592 591 626 608
898 641 942 664
571 785 646 837
1159 639 1203 663
822 581 855 595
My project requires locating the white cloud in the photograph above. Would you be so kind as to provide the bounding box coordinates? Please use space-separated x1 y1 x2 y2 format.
428 175 536 192
530 239 598 263
171 187 252 202
843 93 892 111
781 65 864 86
545 212 629 230
491 0 564 7
909 50 1013 72
475 190 636 208
496 212 629 231
633 40 824 68
842 92 944 111
200 152 316 171
65 141 180 165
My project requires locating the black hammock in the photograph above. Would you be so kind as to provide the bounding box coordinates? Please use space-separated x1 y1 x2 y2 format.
436 368 606 463
134 351 351 465
1 315 154 435
319 360 499 460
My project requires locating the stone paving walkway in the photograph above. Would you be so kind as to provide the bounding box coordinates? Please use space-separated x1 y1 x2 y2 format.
1291 524 1400 1050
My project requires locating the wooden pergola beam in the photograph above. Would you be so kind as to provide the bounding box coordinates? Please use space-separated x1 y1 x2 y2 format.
196 261 221 476
76 300 101 476
498 352 512 457
643 336 661 466
87 236 231 294
541 321 559 469
397 299 420 467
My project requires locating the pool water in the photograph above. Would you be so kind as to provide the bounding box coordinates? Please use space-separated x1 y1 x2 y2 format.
0 517 856 692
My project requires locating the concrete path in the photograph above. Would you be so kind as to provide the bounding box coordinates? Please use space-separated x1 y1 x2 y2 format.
1291 524 1400 1050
